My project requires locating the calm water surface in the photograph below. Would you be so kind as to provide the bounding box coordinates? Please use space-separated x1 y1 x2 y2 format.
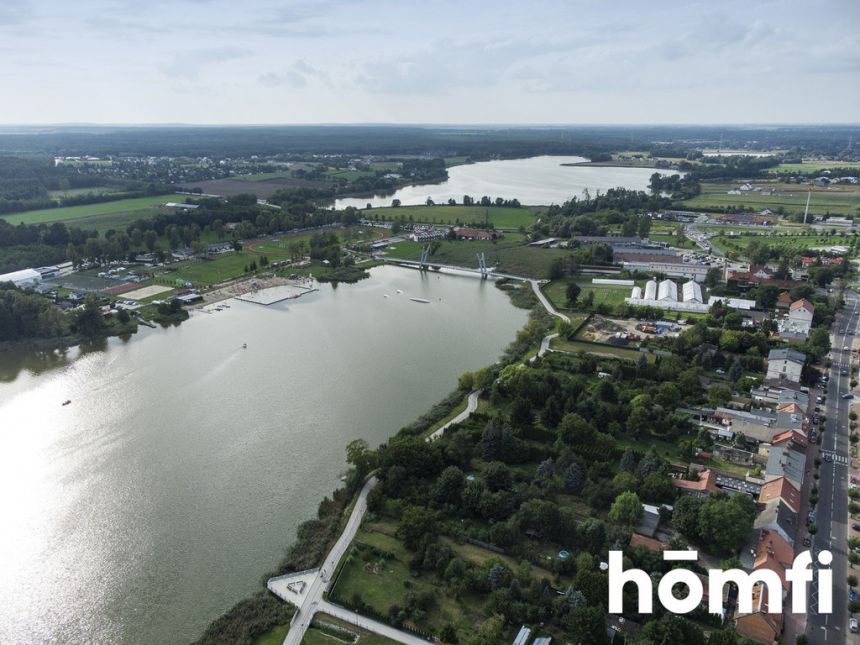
0 267 527 644
334 155 662 209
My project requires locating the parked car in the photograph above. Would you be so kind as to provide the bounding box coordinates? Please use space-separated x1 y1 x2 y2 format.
851 617 860 633
843 392 854 399
852 523 860 532
850 589 859 602
803 537 812 547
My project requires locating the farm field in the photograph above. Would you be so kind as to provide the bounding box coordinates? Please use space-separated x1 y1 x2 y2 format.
1 193 189 226
363 204 541 229
682 181 860 216
772 161 860 174
47 186 123 200
383 234 565 278
708 232 854 256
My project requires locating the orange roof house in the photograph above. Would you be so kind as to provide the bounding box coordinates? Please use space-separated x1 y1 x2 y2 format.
629 533 668 552
758 477 801 513
753 528 795 591
735 584 784 644
672 469 719 497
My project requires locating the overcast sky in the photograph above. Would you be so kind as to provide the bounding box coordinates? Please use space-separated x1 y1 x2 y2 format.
0 0 857 125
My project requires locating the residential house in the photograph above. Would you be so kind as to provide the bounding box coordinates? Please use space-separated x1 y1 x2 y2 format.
758 477 801 514
735 584 783 645
784 299 814 338
765 443 806 491
753 528 795 592
753 499 798 547
766 348 806 383
673 469 719 497
776 291 793 310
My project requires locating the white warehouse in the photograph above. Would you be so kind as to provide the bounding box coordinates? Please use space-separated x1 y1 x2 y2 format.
644 279 657 300
682 280 703 303
657 279 677 301
0 268 41 288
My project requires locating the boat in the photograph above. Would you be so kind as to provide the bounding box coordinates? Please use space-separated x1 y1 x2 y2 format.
409 298 430 304
242 343 247 348
396 289 403 294
62 400 71 406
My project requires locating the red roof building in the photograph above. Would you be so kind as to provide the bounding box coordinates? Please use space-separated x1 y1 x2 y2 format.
672 469 719 497
758 477 802 513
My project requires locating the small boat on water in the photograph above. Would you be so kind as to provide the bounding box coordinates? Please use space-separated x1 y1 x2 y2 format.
62 400 71 406
410 298 430 304
242 343 247 348
396 289 403 294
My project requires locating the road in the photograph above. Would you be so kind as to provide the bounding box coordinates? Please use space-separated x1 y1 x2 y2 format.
530 279 570 324
808 290 857 644
317 601 428 644
428 389 481 441
283 476 377 645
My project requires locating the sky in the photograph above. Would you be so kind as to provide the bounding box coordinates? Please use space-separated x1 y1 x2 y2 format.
0 0 858 125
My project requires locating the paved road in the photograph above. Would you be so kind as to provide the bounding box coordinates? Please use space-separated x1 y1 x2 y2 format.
283 476 377 645
284 385 486 643
530 280 570 324
808 290 857 644
318 601 428 644
428 389 481 441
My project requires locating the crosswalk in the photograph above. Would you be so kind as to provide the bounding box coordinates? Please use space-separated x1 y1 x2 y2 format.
820 451 850 466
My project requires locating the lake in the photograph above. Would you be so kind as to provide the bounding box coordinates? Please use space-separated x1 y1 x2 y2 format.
0 267 527 644
334 155 662 209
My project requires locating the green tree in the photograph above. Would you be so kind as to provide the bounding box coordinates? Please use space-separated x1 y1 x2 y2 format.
346 438 378 479
75 294 105 337
566 281 582 306
608 491 643 527
396 506 437 550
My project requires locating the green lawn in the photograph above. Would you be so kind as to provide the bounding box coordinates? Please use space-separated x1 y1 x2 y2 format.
364 205 541 229
709 232 851 256
550 338 655 362
1 194 190 226
542 278 635 311
682 182 860 216
48 186 123 200
648 233 697 249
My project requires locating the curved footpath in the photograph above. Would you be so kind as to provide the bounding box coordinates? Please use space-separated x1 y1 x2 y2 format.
530 279 568 359
271 276 564 644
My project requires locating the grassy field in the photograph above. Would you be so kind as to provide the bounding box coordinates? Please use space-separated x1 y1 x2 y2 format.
48 186 122 200
709 232 851 256
1 194 189 226
682 182 860 216
542 277 635 311
550 338 655 362
364 204 541 229
648 233 697 249
773 162 860 174
330 528 485 638
384 234 565 279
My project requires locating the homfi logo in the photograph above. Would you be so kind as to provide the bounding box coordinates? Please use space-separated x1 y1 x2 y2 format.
607 550 832 614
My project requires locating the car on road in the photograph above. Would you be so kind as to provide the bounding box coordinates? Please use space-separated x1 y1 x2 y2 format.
824 454 833 462
843 368 849 375
852 617 860 633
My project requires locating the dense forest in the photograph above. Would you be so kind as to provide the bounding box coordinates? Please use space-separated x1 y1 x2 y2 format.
1 124 857 158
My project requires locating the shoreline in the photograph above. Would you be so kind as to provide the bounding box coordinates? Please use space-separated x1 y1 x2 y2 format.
194 277 551 644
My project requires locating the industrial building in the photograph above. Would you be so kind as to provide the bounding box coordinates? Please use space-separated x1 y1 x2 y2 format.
682 280 703 303
0 268 41 288
657 279 677 301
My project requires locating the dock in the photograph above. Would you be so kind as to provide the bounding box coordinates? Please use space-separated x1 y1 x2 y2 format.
235 284 317 306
